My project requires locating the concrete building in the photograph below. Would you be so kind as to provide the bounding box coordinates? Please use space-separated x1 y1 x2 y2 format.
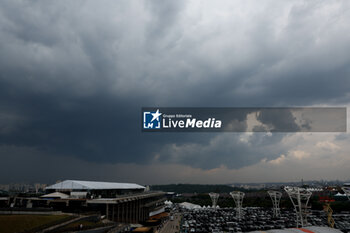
2 180 166 224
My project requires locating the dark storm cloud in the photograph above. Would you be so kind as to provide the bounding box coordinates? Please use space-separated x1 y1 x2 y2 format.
0 0 350 179
256 109 300 132
0 78 210 164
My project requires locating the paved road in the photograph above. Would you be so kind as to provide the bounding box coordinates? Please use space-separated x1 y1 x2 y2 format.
159 213 181 233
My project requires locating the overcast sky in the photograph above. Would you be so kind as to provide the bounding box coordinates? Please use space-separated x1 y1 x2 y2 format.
0 0 350 185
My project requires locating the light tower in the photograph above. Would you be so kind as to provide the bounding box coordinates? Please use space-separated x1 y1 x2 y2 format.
230 191 245 219
284 186 312 227
209 192 220 209
268 190 282 218
341 186 350 201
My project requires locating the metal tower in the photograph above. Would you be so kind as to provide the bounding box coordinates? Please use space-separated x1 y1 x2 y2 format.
230 191 245 220
342 186 350 201
209 192 219 209
284 186 312 227
268 190 282 218
323 202 335 228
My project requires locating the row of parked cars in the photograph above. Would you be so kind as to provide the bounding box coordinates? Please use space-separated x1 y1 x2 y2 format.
179 207 350 233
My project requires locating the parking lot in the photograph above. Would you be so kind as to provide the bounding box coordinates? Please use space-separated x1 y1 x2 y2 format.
179 207 350 232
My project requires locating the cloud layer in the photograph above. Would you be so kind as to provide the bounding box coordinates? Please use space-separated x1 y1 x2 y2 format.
0 0 349 183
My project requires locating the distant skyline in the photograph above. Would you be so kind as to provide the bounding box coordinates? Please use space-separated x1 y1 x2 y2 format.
0 1 350 184
2 178 349 185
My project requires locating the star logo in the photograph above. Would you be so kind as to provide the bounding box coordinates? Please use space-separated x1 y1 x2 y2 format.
151 109 162 122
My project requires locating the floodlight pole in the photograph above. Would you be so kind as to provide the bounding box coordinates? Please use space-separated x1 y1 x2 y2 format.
209 192 219 209
268 190 282 218
230 191 245 220
284 186 312 227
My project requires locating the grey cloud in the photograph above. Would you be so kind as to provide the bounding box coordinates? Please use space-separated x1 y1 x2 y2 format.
156 133 286 170
0 0 349 182
256 109 300 132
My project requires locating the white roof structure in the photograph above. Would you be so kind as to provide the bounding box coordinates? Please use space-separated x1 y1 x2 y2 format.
41 192 70 199
179 202 201 209
46 180 145 190
164 200 173 205
335 192 347 197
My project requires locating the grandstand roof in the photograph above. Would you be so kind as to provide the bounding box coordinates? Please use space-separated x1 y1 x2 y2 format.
41 192 69 199
46 180 145 190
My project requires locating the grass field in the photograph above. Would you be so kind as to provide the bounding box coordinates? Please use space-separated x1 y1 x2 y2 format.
58 219 106 231
0 214 72 233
